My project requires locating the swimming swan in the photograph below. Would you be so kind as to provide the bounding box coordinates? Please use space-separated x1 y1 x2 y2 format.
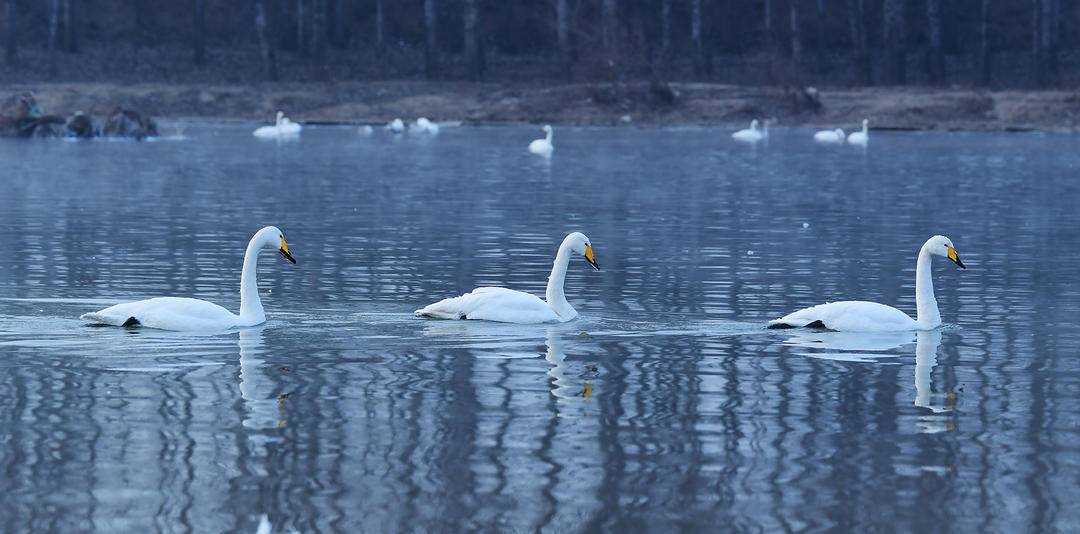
813 128 846 144
80 226 297 331
253 111 301 138
768 235 965 332
385 118 405 134
414 232 599 323
847 119 869 146
411 117 440 135
529 125 554 156
732 119 766 143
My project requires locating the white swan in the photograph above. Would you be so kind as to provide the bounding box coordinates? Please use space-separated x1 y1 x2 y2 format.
415 232 599 323
411 117 440 135
253 111 301 138
358 125 374 136
80 226 296 331
847 119 869 146
732 119 765 143
768 235 965 332
528 125 554 156
385 118 405 134
813 128 846 144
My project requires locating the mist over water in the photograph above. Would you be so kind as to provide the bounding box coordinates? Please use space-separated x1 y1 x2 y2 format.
0 125 1078 531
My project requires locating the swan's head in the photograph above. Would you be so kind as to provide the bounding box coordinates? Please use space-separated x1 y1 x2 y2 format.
862 118 869 127
924 235 964 269
563 232 599 271
835 128 845 136
541 124 553 134
276 111 284 121
256 226 296 264
750 119 759 129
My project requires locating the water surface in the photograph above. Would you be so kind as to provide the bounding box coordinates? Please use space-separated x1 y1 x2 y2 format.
1 125 1078 532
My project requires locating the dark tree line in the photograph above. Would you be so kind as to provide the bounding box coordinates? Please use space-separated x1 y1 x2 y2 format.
0 0 1075 87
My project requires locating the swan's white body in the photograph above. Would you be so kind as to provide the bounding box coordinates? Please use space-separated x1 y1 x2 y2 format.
415 232 599 324
253 111 302 138
358 125 374 135
847 119 869 146
529 125 554 156
768 235 965 332
385 118 405 133
411 117 440 135
813 128 846 144
80 226 296 331
732 119 766 143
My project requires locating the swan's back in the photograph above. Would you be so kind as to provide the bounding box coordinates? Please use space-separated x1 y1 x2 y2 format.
529 139 553 155
81 297 239 331
768 301 917 332
415 287 561 323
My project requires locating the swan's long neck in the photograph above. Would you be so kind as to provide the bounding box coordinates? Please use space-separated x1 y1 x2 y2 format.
239 238 265 324
545 129 553 143
914 247 941 328
545 242 576 319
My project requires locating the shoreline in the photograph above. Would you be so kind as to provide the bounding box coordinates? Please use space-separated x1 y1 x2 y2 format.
5 81 1080 132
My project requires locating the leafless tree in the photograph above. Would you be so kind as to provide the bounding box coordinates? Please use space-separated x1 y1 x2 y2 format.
62 0 77 53
193 0 206 66
48 0 60 75
814 0 826 74
5 0 17 65
691 0 705 76
847 0 870 84
602 0 616 49
1033 0 1058 86
882 0 905 84
375 0 385 50
312 0 325 61
255 0 279 80
463 0 479 80
926 0 944 84
789 0 802 62
978 0 992 85
556 0 570 80
424 0 438 79
297 0 307 55
660 0 671 75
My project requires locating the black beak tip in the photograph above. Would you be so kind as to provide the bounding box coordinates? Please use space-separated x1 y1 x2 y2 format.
280 249 297 264
957 259 966 269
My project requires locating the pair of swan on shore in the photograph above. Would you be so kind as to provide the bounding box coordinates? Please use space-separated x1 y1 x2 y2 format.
80 228 599 330
253 111 302 138
383 118 439 135
81 227 964 333
814 119 869 145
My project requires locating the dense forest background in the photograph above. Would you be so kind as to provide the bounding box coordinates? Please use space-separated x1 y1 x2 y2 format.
0 0 1075 88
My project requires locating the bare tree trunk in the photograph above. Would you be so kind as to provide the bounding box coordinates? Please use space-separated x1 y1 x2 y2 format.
789 0 802 62
556 0 570 80
815 0 826 74
375 0 384 50
62 0 77 53
978 0 992 85
424 0 438 79
193 0 206 66
311 0 325 61
691 0 705 76
297 0 307 56
48 0 60 75
463 0 479 80
255 0 279 80
926 0 944 84
660 0 671 76
5 0 17 65
882 0 905 84
764 0 774 58
602 0 616 49
332 0 345 47
1037 0 1057 86
846 0 870 84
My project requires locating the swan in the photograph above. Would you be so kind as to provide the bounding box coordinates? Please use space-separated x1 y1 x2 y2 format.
80 226 297 331
768 235 966 332
358 125 374 136
385 118 405 134
847 119 869 146
732 119 765 143
813 128 846 144
253 111 301 138
529 125 554 156
415 232 599 323
411 117 440 135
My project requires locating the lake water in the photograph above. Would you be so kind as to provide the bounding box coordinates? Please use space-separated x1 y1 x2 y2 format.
1 124 1079 532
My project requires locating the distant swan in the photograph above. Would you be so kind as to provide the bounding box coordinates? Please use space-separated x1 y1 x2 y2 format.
253 111 301 138
415 232 599 323
768 235 966 332
385 118 405 134
847 119 869 146
80 226 297 331
813 128 845 144
358 125 374 135
732 119 766 143
529 125 554 156
411 117 440 135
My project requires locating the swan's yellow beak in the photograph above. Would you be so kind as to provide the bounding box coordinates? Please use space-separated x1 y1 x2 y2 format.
584 244 599 271
947 246 965 269
279 237 296 264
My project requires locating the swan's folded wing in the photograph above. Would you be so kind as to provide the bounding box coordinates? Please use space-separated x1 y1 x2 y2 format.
415 287 559 324
768 301 917 332
81 297 239 331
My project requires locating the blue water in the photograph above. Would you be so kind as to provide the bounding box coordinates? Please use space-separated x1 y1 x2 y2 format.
1 125 1079 532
